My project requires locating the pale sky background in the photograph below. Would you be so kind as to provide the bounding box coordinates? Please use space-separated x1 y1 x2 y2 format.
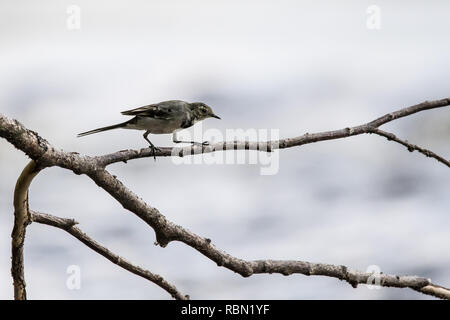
0 1 449 299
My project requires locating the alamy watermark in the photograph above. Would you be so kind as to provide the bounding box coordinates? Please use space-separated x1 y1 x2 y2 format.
66 5 81 30
171 123 280 175
366 264 382 289
366 5 381 30
66 264 81 290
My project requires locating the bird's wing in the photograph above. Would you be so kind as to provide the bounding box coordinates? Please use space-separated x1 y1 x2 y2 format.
121 101 182 119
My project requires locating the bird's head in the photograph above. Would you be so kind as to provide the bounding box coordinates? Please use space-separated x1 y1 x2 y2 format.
190 102 221 121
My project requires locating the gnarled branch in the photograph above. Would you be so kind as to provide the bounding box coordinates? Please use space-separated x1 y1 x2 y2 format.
10 159 186 300
11 160 42 300
1 98 449 299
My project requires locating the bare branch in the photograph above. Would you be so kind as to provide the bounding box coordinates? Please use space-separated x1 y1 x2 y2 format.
249 260 450 299
31 211 188 300
417 284 450 300
94 98 450 167
366 98 450 127
0 98 448 169
1 98 450 299
11 160 42 300
31 211 450 299
370 129 450 167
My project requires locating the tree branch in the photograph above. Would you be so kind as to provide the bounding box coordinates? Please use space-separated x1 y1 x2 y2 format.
94 98 450 167
30 211 188 300
417 284 450 300
370 129 450 167
1 98 449 299
249 260 450 299
11 160 42 300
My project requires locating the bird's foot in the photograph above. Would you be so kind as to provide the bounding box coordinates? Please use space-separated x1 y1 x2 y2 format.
149 145 161 161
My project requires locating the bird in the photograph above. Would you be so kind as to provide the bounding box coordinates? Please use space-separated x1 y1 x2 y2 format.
77 100 221 160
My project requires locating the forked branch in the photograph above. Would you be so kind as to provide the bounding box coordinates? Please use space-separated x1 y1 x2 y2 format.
95 98 450 168
1 98 449 299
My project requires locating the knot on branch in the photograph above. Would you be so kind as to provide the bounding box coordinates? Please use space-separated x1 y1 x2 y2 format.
340 265 358 288
28 129 49 153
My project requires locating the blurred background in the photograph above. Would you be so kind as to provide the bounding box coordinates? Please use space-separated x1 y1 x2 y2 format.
0 0 449 299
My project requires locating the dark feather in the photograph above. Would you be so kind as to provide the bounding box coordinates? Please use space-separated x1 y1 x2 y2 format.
121 101 182 120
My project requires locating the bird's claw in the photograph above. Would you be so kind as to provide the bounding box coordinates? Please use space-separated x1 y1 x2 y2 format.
149 145 161 161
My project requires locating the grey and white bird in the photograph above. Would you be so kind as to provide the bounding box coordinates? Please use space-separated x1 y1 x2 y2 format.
77 100 221 159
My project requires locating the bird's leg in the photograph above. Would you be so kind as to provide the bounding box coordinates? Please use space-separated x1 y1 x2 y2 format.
172 132 209 146
143 131 160 161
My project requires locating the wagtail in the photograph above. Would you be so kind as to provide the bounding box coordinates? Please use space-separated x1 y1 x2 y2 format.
77 100 221 159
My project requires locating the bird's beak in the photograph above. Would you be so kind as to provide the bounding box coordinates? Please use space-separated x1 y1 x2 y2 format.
212 114 221 119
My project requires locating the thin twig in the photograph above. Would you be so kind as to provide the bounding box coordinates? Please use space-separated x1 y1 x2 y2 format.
31 211 188 300
370 129 450 167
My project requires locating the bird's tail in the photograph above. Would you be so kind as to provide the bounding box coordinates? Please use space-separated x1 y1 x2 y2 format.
77 120 130 137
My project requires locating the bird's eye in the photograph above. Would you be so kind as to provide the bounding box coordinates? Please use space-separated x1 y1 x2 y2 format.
201 109 207 113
